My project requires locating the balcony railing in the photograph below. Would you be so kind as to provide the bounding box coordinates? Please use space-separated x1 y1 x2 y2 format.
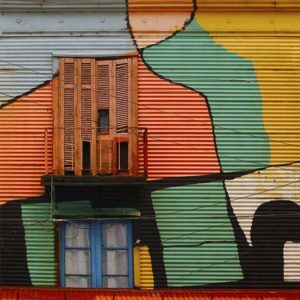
96 127 148 177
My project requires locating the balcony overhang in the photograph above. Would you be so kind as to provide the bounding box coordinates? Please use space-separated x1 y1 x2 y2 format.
41 175 146 187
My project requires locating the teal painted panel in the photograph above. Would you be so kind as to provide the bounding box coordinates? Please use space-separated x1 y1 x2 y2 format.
143 19 270 173
151 181 243 286
21 202 56 286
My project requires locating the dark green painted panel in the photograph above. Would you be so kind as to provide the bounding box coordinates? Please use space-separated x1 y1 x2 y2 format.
152 181 243 286
21 202 56 286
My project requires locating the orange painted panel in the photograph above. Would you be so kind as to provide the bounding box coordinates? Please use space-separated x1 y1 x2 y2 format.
0 82 53 205
137 56 220 180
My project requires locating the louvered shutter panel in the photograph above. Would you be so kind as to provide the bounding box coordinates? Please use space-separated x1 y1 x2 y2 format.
116 60 129 132
62 58 75 171
97 61 111 110
80 59 93 141
96 61 113 174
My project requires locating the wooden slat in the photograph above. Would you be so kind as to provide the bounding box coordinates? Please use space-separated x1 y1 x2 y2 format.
81 59 92 142
75 59 82 175
91 59 97 176
62 58 75 173
97 61 111 110
116 59 129 132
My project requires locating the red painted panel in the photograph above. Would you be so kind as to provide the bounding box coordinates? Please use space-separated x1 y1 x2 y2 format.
264 292 300 300
0 288 17 300
114 291 162 300
65 290 113 300
1 288 300 300
163 291 212 300
137 56 220 180
18 289 65 300
0 82 53 204
214 291 262 300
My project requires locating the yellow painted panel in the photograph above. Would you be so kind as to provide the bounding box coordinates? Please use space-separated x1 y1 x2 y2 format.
197 0 300 10
135 245 154 289
196 12 300 165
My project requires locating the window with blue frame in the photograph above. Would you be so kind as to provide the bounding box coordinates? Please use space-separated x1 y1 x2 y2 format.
60 221 133 288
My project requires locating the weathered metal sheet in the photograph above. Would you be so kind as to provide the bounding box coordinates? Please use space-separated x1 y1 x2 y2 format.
0 34 135 106
0 12 129 34
0 7 135 107
0 1 126 11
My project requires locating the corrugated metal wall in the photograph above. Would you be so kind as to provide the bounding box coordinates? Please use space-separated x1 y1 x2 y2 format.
0 82 53 205
135 4 300 289
137 56 220 180
0 0 126 11
1 288 300 300
21 202 56 286
0 35 135 106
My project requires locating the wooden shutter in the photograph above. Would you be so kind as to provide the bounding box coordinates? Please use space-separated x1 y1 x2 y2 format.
115 59 129 132
96 61 113 174
97 61 111 110
80 59 93 142
79 59 97 175
61 58 76 172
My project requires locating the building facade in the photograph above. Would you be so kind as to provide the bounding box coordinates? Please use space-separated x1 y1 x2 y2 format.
0 0 300 292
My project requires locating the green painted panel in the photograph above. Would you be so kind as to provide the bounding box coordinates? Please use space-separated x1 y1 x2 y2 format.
143 19 270 173
21 202 56 286
152 181 243 286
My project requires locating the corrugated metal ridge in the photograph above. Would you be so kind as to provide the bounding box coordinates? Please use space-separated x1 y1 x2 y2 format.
0 0 127 12
129 0 300 11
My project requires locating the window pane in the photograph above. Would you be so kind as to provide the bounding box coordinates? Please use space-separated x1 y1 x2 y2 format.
102 223 127 248
65 250 91 275
98 109 109 133
65 223 90 248
116 142 128 171
102 276 129 288
102 250 128 275
65 275 91 288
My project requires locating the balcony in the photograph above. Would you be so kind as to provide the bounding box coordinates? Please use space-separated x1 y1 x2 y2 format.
51 127 148 178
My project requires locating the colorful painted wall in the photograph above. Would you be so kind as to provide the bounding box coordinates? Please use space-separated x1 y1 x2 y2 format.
1 0 300 289
129 0 300 288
